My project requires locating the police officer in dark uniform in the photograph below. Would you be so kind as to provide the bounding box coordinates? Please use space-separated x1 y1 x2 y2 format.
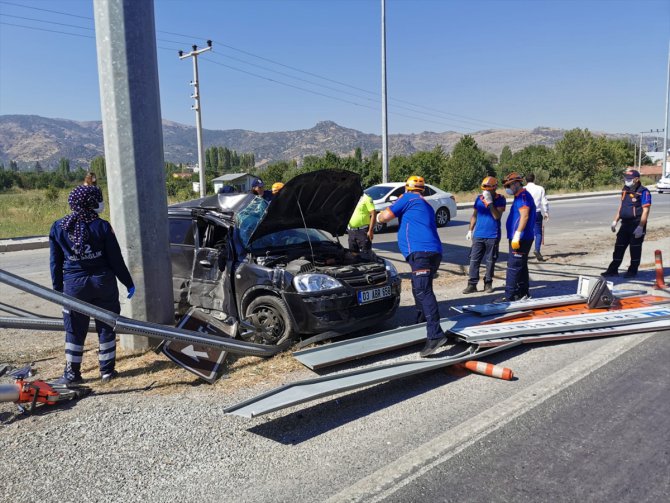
250 177 272 202
50 185 135 384
376 175 453 357
602 169 652 278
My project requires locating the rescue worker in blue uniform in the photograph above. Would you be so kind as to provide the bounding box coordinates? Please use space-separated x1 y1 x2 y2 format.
502 172 536 301
376 175 453 357
50 185 135 384
463 176 506 294
602 169 652 278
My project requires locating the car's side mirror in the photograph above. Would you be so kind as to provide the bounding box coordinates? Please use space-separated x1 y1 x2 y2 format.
388 196 398 202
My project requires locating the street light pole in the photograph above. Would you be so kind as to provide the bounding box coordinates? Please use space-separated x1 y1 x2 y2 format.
381 0 389 183
179 40 212 198
663 39 670 177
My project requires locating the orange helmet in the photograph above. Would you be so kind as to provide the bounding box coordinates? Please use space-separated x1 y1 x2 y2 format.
405 175 425 192
271 182 284 194
481 176 498 190
503 172 524 187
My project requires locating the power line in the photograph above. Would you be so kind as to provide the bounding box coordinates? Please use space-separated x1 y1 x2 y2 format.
0 1 516 130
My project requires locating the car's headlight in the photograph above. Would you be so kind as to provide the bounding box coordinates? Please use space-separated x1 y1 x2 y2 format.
383 258 398 277
293 274 344 292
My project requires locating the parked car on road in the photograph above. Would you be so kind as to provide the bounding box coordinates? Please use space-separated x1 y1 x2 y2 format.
168 170 401 348
656 176 670 193
365 182 458 232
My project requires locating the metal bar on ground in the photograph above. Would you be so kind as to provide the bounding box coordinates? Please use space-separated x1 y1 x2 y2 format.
293 320 458 370
225 341 520 418
475 320 670 347
0 316 97 332
453 289 645 316
457 305 670 342
0 268 278 357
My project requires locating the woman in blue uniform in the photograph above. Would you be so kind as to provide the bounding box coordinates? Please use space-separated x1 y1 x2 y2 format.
50 185 135 384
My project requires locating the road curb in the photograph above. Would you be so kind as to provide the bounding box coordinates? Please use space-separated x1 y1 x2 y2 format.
0 237 50 253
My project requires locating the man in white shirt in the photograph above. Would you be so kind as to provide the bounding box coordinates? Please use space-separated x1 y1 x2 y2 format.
524 173 549 261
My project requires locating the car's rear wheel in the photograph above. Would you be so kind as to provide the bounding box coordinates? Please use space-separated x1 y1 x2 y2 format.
245 295 296 348
435 207 450 227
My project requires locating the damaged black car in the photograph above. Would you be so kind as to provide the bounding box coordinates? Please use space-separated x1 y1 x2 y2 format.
168 169 401 347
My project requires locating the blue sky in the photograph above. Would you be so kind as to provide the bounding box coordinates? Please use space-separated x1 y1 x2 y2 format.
1 0 669 136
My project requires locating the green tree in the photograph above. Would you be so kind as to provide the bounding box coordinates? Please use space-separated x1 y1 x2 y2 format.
34 161 43 173
58 157 70 176
9 160 19 172
441 135 491 191
498 146 513 174
90 156 106 178
354 147 363 163
509 145 555 187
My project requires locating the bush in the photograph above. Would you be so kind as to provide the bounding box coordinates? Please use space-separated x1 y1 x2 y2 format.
44 187 60 202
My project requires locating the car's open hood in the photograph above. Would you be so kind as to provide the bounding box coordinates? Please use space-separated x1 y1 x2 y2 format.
249 169 362 242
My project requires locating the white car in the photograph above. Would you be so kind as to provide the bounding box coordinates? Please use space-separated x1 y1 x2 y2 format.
657 176 670 193
365 183 458 232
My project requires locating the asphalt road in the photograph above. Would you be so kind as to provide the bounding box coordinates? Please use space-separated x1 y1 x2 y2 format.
383 333 670 503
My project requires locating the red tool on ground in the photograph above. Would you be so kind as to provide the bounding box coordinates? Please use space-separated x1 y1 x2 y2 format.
653 250 668 290
0 365 91 414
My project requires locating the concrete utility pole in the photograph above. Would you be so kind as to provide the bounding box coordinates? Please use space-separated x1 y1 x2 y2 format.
381 0 389 183
93 0 174 351
179 41 212 198
664 39 670 177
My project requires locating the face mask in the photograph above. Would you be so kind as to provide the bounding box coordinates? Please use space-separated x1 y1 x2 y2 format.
624 180 635 188
505 187 514 195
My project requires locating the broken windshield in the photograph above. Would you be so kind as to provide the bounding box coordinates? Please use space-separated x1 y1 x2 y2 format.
249 228 336 252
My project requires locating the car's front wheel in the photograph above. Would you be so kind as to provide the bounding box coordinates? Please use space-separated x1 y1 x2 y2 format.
435 207 451 227
245 295 296 348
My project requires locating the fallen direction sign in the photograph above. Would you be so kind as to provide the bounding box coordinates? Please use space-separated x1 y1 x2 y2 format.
456 306 670 342
226 341 519 418
475 320 670 347
161 308 232 383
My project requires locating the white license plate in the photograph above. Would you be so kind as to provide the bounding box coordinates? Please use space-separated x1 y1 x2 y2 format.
358 285 392 304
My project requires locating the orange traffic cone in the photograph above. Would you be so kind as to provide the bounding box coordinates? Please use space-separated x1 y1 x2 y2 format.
458 361 514 380
653 250 668 290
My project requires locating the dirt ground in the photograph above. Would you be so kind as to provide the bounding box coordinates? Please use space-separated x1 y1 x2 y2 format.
1 223 669 401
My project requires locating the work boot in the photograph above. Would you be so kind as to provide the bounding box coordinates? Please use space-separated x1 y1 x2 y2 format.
420 335 451 357
52 375 83 386
101 370 119 383
534 250 545 261
462 284 477 294
484 282 494 293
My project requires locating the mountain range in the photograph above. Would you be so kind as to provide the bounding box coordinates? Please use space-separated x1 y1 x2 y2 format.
0 114 633 170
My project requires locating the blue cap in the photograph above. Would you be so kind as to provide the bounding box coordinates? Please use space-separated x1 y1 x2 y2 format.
252 178 264 188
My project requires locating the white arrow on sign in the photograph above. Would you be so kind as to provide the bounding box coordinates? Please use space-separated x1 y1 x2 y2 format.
181 345 209 362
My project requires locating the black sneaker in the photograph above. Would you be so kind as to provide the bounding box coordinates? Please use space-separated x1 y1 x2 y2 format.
623 270 638 278
601 270 619 278
420 335 451 357
52 375 83 386
484 282 494 293
101 370 119 383
534 251 545 261
462 284 477 294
